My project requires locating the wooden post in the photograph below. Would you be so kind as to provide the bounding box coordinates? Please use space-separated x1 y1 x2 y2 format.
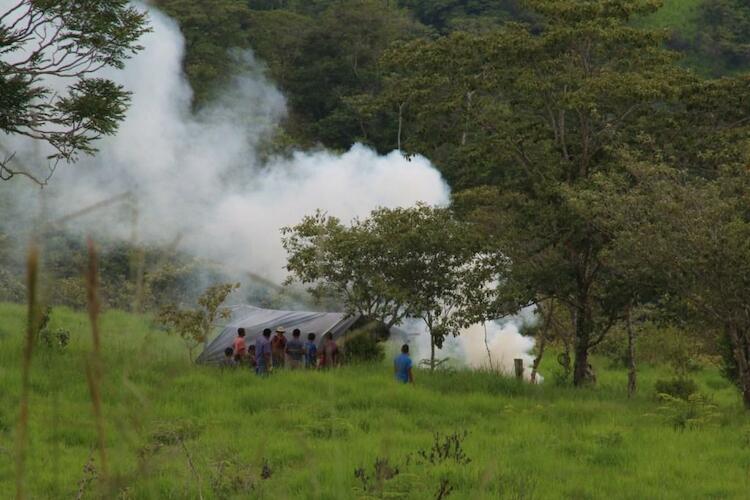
514 358 524 380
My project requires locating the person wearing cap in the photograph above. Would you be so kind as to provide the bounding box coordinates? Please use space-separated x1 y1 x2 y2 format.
271 326 287 369
256 328 272 376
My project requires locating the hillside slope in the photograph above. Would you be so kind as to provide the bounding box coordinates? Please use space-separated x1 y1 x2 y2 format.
0 304 748 498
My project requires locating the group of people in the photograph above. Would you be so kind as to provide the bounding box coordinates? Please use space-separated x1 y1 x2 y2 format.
220 325 414 384
222 326 340 375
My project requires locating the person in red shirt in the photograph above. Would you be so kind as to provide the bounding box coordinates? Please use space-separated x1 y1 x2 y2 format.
233 328 247 361
318 332 340 369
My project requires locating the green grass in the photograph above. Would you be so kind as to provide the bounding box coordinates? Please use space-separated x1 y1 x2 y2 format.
641 0 703 38
1 303 749 499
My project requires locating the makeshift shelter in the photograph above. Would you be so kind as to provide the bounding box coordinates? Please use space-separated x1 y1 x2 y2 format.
196 305 361 364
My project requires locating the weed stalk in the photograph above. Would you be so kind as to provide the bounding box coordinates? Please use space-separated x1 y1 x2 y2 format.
85 238 108 478
15 244 40 500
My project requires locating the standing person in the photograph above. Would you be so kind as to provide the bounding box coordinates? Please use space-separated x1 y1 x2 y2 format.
318 332 340 369
256 328 272 376
233 328 247 362
271 326 287 369
304 333 318 369
394 344 414 384
285 329 305 369
221 347 237 368
247 345 257 372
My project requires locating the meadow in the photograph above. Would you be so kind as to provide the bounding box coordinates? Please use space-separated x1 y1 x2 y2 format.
1 303 749 499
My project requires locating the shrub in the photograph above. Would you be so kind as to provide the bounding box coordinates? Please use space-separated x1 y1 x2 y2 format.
657 393 719 431
342 328 385 364
654 378 698 400
39 328 70 351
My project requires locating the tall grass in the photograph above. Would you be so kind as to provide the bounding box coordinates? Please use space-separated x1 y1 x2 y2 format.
1 302 749 498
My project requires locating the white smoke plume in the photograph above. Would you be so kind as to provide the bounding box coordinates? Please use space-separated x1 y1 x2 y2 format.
460 322 541 382
2 4 449 282
401 308 542 381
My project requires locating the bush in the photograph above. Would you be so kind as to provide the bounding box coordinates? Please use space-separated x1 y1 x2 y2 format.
342 329 385 364
654 378 698 400
40 328 71 351
657 393 719 431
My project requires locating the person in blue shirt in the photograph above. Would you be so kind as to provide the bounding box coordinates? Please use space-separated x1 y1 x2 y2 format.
255 328 273 376
394 344 414 384
304 333 318 369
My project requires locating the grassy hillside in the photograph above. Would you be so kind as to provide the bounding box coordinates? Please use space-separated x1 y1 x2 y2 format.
0 303 749 499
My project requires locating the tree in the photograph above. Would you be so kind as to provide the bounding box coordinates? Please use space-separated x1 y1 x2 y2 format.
0 0 150 185
282 206 425 329
278 0 427 150
697 0 750 73
395 206 495 370
282 204 494 357
379 0 691 385
153 0 251 105
157 282 239 360
612 167 750 408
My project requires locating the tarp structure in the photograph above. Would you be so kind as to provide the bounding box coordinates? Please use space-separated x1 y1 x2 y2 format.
196 305 361 364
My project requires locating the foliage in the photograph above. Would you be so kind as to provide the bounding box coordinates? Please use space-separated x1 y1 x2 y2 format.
284 203 496 370
380 0 688 385
342 328 385 365
654 378 698 401
152 0 252 105
611 167 750 408
157 282 239 359
397 0 531 33
657 393 720 431
0 0 150 185
414 431 471 465
698 0 750 71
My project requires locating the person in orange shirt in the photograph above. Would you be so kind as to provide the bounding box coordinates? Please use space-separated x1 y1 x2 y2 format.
233 328 247 361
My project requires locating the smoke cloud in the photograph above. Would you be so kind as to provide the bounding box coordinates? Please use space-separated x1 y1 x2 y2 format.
401 307 542 381
3 5 449 282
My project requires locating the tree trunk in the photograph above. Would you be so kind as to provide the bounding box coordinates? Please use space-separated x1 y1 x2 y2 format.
531 336 546 384
531 300 552 384
626 308 637 398
726 326 750 409
430 334 436 372
397 102 405 151
572 303 594 387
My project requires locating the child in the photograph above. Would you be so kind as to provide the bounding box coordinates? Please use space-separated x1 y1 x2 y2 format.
221 347 237 368
247 345 257 372
304 333 317 369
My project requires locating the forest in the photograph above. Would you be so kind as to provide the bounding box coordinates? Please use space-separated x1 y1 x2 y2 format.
1 0 750 498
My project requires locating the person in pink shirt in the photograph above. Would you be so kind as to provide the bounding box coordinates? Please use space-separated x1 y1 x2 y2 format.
232 328 247 362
